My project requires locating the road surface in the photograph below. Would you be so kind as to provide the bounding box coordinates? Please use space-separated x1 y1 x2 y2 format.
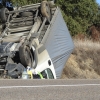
0 79 100 100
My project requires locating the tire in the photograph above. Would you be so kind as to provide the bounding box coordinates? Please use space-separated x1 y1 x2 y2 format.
0 8 9 23
19 45 33 67
41 1 51 22
20 11 33 17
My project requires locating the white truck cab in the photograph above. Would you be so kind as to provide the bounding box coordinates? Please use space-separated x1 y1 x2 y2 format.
34 44 56 79
28 44 56 79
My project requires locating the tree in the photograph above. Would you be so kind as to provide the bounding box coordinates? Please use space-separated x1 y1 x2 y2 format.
94 5 100 24
55 0 99 36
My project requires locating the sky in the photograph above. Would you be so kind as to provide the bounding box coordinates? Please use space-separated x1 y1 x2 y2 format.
96 0 100 5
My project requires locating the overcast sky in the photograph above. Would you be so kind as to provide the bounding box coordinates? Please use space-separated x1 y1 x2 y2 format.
96 0 100 5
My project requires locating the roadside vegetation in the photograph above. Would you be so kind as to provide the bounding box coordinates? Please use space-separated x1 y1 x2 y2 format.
62 39 100 79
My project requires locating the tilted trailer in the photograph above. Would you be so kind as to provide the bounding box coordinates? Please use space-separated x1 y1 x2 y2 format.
0 1 74 79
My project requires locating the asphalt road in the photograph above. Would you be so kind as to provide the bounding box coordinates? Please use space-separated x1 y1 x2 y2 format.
0 79 100 100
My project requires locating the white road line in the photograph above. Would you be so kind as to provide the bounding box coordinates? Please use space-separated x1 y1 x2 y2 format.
0 84 100 89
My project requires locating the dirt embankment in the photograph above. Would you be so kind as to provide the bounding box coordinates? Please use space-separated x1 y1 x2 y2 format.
62 39 100 79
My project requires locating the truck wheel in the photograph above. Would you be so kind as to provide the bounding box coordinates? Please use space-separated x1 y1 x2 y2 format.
19 45 33 67
41 1 51 22
0 8 9 23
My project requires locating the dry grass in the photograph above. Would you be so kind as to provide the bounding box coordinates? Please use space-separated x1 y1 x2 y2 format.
74 39 100 50
62 39 100 79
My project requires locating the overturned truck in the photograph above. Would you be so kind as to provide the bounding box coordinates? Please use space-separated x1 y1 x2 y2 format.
0 1 74 79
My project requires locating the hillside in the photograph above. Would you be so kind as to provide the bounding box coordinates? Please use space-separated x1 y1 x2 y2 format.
62 39 100 79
